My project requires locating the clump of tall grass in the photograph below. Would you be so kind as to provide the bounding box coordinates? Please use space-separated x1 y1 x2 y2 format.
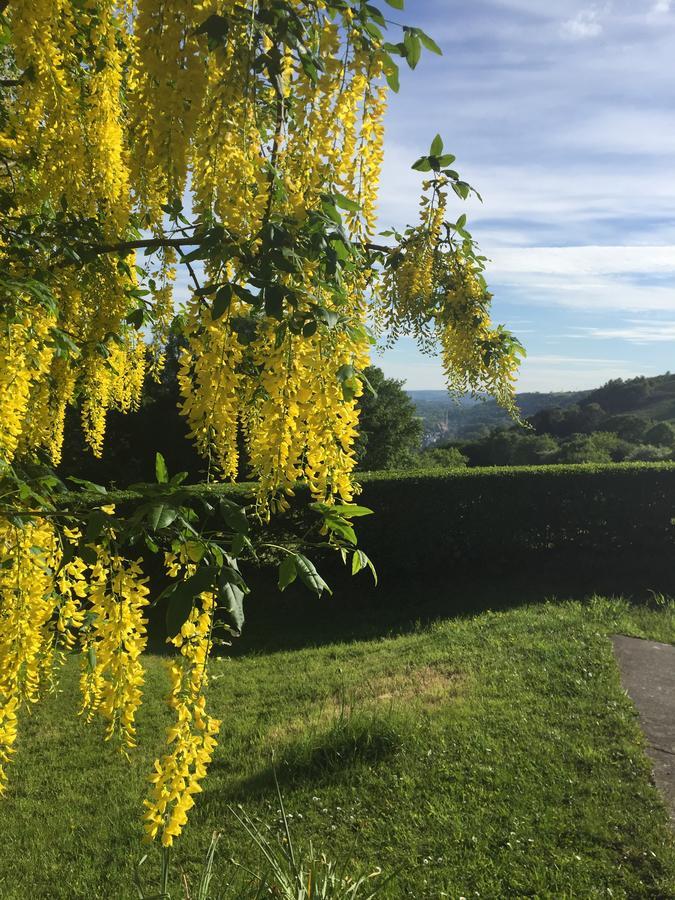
134 774 385 900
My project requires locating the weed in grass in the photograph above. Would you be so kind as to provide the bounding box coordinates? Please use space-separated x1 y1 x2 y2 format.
135 778 385 900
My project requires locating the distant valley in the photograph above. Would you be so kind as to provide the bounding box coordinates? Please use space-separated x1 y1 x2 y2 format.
408 389 590 445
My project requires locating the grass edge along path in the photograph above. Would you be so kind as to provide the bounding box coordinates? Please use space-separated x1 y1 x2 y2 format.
1 595 675 898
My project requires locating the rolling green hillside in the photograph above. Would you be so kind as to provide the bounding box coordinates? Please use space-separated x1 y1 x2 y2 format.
416 373 675 467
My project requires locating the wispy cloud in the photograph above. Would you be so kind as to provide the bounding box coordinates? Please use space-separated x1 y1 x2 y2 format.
561 5 609 39
652 0 671 14
488 246 675 276
582 321 675 342
516 355 658 392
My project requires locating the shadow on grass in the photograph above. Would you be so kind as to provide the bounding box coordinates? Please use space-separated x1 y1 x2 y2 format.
146 550 675 657
201 712 404 807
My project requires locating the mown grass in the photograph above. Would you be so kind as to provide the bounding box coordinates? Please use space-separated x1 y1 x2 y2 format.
2 590 675 899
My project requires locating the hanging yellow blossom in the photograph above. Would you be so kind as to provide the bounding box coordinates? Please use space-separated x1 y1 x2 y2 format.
0 0 522 848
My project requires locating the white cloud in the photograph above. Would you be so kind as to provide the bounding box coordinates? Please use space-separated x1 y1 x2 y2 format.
488 245 675 276
495 275 675 312
561 5 608 39
516 354 657 391
582 320 675 342
484 246 675 312
652 0 671 13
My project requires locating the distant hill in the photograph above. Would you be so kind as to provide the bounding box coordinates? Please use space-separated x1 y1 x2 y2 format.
409 389 589 445
410 373 675 468
410 373 675 448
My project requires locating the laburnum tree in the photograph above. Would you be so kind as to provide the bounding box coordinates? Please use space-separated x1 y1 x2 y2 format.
0 0 524 849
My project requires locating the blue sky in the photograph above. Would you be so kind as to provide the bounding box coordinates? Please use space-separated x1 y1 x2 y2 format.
376 0 675 390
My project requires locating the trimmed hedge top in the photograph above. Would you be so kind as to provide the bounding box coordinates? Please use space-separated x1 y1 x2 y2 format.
59 461 675 575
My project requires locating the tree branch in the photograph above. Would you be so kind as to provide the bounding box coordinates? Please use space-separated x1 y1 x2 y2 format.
83 235 393 258
85 236 200 255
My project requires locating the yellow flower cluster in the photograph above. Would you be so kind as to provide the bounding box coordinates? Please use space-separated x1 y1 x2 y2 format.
0 516 71 792
129 0 208 216
377 177 522 413
143 590 220 846
438 267 521 415
80 547 150 751
178 17 385 506
177 297 244 480
0 509 149 791
0 310 55 462
3 3 145 465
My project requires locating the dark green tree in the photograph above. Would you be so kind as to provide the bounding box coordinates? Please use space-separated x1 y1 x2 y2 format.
354 367 423 471
600 414 651 443
644 421 675 447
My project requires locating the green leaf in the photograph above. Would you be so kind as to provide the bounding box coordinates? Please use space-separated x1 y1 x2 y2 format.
220 499 249 535
456 213 467 229
295 554 332 596
383 57 400 93
334 504 374 518
230 532 248 556
453 181 470 201
218 576 245 635
417 29 442 55
403 30 421 69
384 0 404 8
165 568 216 638
321 199 342 225
336 364 355 382
211 284 232 321
87 644 97 672
185 540 206 563
365 3 386 27
411 156 432 172
147 502 178 531
155 452 168 484
264 284 286 320
351 550 378 585
84 510 109 544
430 134 443 156
333 191 360 213
324 516 357 545
67 476 107 495
195 13 229 41
274 322 287 349
278 555 297 591
126 308 145 330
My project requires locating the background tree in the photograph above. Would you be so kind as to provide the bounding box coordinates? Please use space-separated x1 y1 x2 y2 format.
354 366 423 470
644 421 675 447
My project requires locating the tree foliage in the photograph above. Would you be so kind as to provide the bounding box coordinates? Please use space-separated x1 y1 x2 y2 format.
0 0 522 847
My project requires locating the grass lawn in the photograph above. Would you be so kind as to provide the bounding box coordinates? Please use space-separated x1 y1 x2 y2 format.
2 586 675 898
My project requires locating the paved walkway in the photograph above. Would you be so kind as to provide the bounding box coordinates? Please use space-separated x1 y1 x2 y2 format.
612 635 675 823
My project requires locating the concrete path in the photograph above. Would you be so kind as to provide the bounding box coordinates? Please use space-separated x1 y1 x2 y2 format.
612 635 675 822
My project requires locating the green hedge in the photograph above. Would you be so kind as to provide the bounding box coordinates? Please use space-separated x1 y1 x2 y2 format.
62 462 675 576
353 462 675 572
